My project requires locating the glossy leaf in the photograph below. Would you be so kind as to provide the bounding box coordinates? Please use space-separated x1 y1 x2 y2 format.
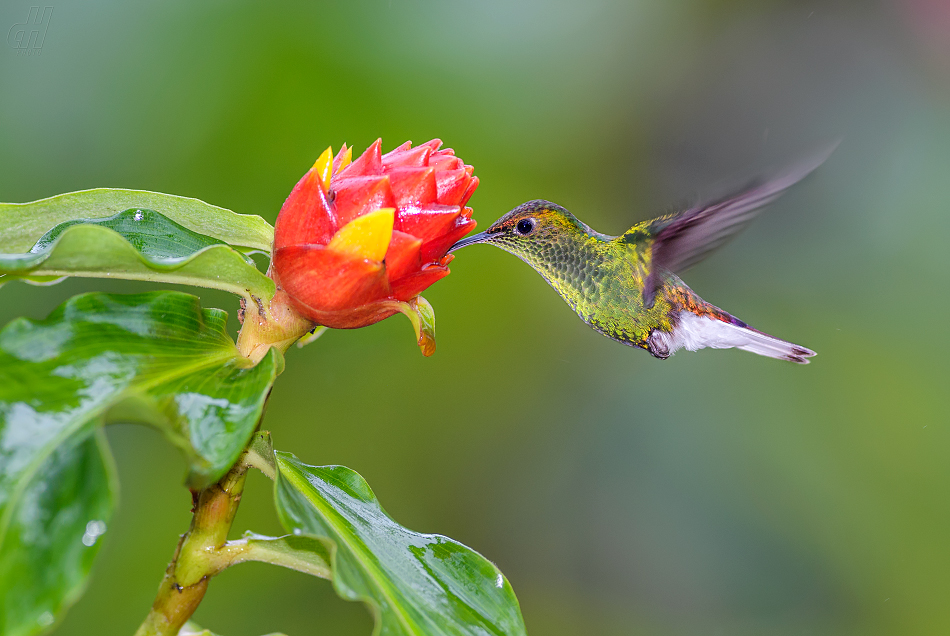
0 210 275 305
30 208 227 258
0 292 281 635
0 188 273 254
273 452 526 636
0 291 281 488
0 431 115 636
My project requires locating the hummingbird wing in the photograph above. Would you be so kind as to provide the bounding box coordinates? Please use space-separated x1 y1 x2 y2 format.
642 144 836 308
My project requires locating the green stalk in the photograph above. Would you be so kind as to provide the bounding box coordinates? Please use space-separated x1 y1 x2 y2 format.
136 279 316 635
134 460 249 636
133 430 329 636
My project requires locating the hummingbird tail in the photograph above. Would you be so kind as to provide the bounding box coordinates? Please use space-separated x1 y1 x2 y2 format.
652 311 816 363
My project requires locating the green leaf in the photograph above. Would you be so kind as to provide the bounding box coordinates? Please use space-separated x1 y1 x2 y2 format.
0 291 280 488
0 188 273 254
0 291 281 634
0 210 275 305
29 208 227 258
273 452 527 636
0 430 115 636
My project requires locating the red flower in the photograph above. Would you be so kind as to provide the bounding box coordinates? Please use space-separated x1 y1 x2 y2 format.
272 139 477 338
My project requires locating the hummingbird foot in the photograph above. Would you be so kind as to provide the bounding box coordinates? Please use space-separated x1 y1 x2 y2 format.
646 329 672 359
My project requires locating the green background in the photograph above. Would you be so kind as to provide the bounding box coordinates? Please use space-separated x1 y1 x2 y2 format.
2 0 947 634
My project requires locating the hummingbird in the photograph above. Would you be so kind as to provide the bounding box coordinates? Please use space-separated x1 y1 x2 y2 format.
448 151 832 363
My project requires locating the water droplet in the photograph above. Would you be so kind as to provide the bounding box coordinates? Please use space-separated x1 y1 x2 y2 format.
495 573 504 588
133 210 144 221
292 528 303 536
37 611 54 627
82 519 107 546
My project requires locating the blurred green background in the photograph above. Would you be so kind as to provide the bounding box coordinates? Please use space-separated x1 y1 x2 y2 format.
2 0 948 634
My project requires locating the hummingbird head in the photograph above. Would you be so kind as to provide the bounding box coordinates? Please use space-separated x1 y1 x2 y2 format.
448 200 587 264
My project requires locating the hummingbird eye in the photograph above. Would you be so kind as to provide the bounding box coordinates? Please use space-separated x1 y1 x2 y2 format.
515 218 536 235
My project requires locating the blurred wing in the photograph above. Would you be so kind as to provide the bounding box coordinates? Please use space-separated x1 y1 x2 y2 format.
642 143 837 307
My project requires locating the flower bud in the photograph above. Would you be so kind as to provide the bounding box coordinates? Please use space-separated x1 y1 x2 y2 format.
272 140 478 340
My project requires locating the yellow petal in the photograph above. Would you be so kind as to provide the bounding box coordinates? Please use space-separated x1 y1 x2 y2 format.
326 208 394 262
310 146 333 193
336 145 352 174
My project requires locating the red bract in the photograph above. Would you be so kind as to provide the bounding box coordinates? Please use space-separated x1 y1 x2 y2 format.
272 139 478 331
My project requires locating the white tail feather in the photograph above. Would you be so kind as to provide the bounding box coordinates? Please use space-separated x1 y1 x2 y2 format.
654 311 815 363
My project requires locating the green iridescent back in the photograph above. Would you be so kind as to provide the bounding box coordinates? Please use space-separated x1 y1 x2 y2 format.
487 206 693 351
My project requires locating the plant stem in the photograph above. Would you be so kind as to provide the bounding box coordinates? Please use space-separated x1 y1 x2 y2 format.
236 289 314 364
134 459 249 636
206 534 332 580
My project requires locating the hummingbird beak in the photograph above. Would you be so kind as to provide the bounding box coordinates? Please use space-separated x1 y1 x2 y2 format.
447 230 492 253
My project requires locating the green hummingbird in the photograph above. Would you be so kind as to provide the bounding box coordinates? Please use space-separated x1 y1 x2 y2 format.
449 151 832 363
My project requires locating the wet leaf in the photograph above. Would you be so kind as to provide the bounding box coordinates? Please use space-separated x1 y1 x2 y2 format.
273 452 526 636
0 188 273 254
0 209 274 305
29 208 228 258
0 431 115 636
0 291 281 635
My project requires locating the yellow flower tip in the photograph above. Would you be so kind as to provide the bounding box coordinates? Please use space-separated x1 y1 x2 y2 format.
336 145 353 174
326 208 395 262
309 146 334 193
